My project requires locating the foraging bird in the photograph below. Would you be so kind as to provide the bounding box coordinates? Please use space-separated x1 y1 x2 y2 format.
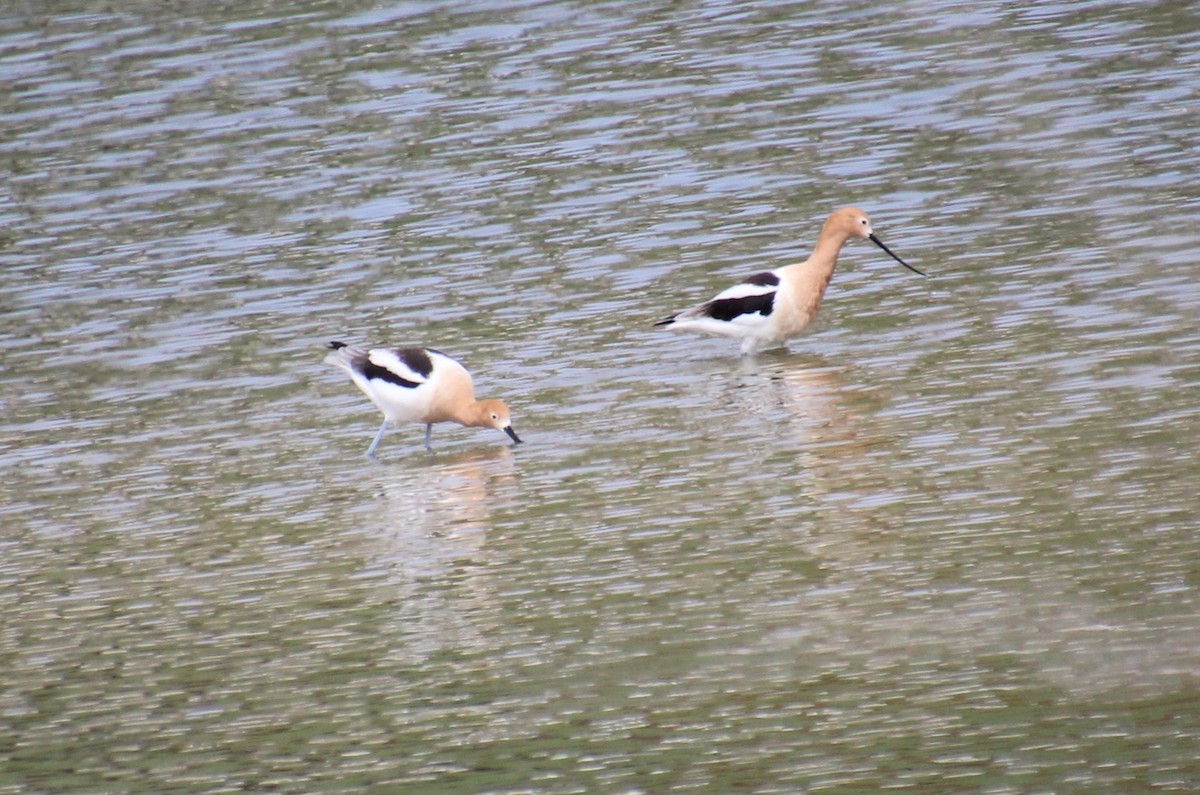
324 341 521 457
655 206 924 355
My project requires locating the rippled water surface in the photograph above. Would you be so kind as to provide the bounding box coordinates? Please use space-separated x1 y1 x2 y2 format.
3 1 1199 792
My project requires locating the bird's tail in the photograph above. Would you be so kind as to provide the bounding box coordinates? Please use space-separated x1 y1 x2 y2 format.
324 340 366 373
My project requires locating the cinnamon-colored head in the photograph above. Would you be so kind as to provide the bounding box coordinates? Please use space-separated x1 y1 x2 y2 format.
823 206 924 276
822 206 874 241
473 398 521 444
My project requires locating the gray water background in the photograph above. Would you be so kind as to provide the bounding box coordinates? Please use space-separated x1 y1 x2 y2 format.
3 1 1199 792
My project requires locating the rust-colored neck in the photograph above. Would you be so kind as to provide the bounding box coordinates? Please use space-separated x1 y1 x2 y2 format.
808 213 856 276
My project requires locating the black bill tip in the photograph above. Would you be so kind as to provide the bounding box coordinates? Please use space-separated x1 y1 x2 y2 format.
505 426 523 445
869 233 926 277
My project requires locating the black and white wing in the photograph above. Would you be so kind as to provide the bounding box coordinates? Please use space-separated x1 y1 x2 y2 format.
656 270 780 335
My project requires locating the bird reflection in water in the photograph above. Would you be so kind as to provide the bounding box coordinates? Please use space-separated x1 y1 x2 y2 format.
357 446 518 663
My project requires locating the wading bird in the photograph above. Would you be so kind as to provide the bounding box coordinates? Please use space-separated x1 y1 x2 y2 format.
325 341 521 457
655 206 924 355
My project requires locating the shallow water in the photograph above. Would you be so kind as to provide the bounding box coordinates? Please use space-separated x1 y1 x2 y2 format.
3 1 1199 792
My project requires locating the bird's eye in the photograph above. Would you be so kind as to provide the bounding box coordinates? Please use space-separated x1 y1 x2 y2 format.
860 218 868 225
491 413 499 420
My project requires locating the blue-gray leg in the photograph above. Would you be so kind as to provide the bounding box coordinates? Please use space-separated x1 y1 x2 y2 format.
365 420 388 458
424 423 434 452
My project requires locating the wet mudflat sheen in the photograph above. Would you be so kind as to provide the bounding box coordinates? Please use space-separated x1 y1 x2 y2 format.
3 1 1199 792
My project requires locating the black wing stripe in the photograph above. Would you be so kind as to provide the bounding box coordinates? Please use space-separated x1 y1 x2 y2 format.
744 271 780 287
397 348 434 378
706 291 775 322
362 359 421 389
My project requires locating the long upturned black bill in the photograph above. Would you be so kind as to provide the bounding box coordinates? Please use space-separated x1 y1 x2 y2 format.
505 426 523 445
869 233 926 277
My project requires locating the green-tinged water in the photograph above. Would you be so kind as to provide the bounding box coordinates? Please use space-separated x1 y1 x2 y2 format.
3 1 1199 792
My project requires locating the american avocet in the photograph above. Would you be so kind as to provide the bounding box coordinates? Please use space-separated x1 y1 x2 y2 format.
655 206 925 355
324 341 521 457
